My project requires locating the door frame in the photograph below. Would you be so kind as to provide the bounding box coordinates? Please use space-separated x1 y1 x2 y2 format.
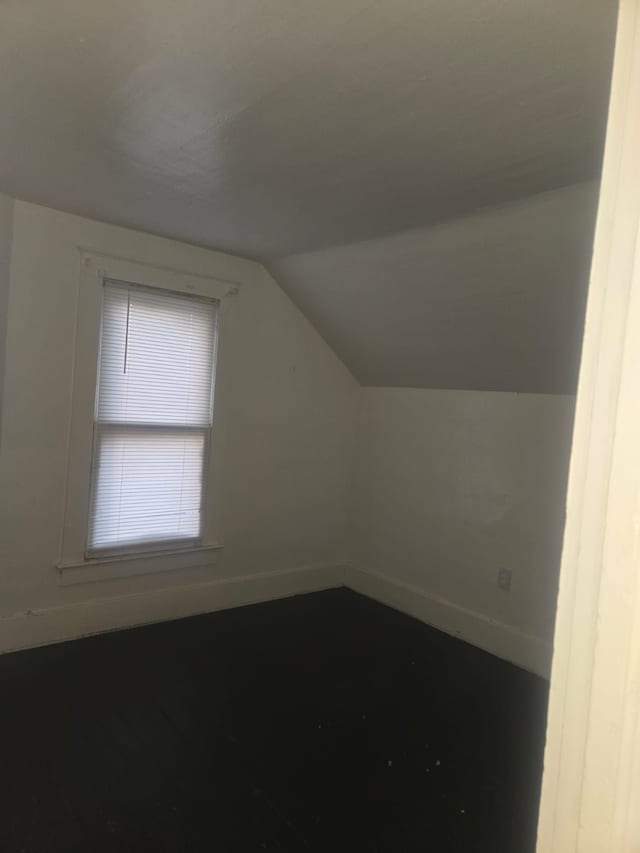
537 1 640 849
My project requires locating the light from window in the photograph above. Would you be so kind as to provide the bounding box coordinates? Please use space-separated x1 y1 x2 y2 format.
87 281 218 555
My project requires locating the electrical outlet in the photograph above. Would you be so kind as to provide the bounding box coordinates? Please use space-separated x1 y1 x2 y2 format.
497 568 512 592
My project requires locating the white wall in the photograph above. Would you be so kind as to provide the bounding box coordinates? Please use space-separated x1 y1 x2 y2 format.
0 192 13 444
348 388 575 675
0 200 357 650
0 198 577 674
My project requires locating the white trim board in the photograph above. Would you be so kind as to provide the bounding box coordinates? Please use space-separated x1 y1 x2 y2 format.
344 565 552 678
0 563 345 656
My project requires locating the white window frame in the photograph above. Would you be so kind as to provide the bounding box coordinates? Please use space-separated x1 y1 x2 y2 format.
58 250 239 586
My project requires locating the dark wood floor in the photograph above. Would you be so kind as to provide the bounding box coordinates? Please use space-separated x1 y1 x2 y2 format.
0 588 548 852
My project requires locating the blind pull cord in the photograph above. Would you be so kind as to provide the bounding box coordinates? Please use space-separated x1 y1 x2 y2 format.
123 289 131 374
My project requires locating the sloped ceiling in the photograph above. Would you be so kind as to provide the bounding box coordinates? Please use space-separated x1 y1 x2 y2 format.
271 183 600 394
0 0 618 391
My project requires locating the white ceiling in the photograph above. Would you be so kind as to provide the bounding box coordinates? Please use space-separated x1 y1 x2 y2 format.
0 0 618 391
0 0 616 259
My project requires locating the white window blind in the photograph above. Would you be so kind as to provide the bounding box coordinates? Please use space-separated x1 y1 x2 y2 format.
87 281 218 555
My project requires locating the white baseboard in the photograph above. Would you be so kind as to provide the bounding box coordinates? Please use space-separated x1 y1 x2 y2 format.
0 563 346 655
344 565 551 678
0 562 551 677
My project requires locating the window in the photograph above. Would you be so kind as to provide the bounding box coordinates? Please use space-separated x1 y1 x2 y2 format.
88 282 218 555
59 252 237 584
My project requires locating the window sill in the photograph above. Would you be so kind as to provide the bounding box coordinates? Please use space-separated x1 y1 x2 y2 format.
57 543 224 587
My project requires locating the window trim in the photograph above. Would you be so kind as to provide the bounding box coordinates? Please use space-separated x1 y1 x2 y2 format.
58 249 240 583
